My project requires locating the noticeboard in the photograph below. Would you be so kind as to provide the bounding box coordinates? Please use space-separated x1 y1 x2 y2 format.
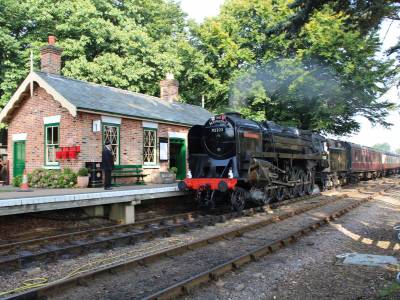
159 137 168 161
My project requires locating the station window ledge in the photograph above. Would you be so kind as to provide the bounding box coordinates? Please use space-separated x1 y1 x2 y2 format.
143 165 160 169
42 165 61 170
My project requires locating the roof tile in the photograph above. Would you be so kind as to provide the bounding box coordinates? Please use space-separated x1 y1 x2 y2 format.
35 71 211 126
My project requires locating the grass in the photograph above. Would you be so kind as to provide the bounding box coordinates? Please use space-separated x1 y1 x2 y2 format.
378 281 400 298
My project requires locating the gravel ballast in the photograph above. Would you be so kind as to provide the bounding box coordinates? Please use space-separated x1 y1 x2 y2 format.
186 182 400 300
1 179 398 299
45 196 364 299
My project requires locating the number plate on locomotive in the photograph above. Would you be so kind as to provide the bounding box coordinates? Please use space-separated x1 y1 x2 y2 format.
211 128 224 133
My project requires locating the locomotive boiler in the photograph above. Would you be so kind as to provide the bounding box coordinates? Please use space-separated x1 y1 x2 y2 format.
178 113 328 210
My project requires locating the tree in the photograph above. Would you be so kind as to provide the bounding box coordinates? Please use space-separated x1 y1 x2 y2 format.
0 0 208 107
372 143 391 152
193 0 397 134
396 148 400 154
267 0 400 37
267 0 400 87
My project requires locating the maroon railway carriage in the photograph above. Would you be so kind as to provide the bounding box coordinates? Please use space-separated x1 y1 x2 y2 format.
304 140 400 188
349 143 382 179
382 151 400 175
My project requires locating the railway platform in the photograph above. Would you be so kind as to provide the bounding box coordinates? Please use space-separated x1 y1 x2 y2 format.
0 184 185 223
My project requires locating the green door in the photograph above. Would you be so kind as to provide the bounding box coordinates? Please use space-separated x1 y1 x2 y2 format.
169 138 186 180
13 141 26 177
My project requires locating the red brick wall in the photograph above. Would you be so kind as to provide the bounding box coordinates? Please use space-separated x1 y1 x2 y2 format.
7 85 189 183
8 86 82 178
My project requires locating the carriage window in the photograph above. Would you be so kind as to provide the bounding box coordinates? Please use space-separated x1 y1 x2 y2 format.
45 123 59 165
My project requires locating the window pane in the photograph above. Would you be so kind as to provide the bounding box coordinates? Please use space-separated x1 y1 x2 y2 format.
48 146 56 162
143 129 156 163
47 127 52 144
53 127 59 145
103 125 119 164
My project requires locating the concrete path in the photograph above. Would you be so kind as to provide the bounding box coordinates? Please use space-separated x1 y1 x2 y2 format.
0 184 185 216
0 184 176 200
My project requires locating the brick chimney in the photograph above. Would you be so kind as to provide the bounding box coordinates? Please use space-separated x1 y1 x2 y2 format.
40 35 63 74
160 73 179 102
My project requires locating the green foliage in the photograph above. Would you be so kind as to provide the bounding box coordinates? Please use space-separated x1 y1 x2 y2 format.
0 0 204 106
77 167 89 177
267 0 400 38
372 143 391 152
169 167 178 174
193 0 397 134
378 281 400 298
396 148 400 155
0 0 398 136
12 175 22 187
28 168 77 188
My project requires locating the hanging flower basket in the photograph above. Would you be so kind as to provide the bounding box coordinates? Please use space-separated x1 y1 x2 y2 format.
56 151 63 160
69 150 77 159
61 147 69 159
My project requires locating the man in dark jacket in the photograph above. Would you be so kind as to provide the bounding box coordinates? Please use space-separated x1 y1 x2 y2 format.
102 141 114 190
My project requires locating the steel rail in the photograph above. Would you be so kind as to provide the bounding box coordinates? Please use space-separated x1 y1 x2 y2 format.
0 211 199 251
3 193 342 300
144 197 370 300
0 194 320 270
1 193 319 252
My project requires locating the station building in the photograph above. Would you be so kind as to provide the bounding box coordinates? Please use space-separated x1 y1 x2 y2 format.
0 36 211 183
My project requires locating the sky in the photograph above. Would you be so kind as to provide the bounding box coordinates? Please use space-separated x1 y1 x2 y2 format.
179 0 400 151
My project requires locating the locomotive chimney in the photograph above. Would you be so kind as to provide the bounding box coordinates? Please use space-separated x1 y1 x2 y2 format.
160 73 179 102
40 35 63 75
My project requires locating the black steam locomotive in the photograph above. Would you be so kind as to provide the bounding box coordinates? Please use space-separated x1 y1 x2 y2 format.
178 112 400 211
178 113 329 210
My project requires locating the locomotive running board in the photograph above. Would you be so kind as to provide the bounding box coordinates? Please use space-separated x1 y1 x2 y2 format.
252 152 325 160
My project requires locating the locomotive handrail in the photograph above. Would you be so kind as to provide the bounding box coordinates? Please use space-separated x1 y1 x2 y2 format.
250 151 325 160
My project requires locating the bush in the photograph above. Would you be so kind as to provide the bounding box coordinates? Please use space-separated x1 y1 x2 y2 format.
77 167 89 177
169 167 178 174
12 175 22 187
28 168 77 188
63 167 74 175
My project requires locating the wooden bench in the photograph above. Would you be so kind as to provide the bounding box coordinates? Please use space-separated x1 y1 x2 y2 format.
112 165 147 185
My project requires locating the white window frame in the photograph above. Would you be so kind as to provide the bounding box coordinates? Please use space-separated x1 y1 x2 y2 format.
102 123 120 165
45 123 60 166
143 128 157 165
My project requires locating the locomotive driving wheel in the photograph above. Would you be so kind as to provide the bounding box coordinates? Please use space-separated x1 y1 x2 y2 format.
263 187 274 204
288 168 300 199
304 170 314 195
298 170 306 197
275 187 285 202
231 187 247 212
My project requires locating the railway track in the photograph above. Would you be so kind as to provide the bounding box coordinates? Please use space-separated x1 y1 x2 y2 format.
0 194 320 270
1 192 366 300
145 196 370 300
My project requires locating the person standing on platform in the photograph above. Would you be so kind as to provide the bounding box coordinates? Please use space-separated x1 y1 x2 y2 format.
102 140 114 190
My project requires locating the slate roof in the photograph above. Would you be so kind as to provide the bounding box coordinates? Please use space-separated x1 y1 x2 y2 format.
35 71 212 126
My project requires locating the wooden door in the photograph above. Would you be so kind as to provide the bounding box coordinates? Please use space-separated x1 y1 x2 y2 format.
13 141 25 177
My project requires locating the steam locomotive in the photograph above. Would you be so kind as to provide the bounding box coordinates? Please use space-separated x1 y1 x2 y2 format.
178 112 400 211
